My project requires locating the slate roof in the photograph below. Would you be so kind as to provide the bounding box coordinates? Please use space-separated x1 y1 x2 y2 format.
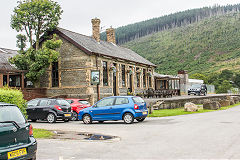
56 27 156 67
0 48 19 71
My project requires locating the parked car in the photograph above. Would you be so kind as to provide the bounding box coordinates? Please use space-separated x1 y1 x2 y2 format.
0 102 37 160
188 84 207 96
66 98 91 121
26 98 72 123
78 96 148 124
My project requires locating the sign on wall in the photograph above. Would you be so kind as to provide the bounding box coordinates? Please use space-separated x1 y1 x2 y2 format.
91 70 100 85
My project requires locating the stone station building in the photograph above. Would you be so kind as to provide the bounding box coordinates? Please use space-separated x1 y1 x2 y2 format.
40 18 156 104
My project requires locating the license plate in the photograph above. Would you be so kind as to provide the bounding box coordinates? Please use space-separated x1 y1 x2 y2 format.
8 148 27 159
64 114 71 117
142 111 147 115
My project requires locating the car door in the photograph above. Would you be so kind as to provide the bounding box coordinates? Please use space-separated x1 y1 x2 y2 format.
26 99 39 119
91 97 115 120
36 99 50 119
111 97 130 120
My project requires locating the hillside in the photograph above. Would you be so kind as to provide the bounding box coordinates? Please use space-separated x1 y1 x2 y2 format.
123 13 240 75
101 4 240 45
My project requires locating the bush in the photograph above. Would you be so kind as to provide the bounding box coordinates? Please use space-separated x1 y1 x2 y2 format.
0 87 27 116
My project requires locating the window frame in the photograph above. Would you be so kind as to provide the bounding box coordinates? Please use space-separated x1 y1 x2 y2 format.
122 64 126 87
52 62 59 87
103 61 108 86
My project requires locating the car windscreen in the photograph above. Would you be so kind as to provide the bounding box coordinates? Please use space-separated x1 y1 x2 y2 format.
0 106 26 124
78 100 89 105
57 100 70 106
191 84 201 89
132 97 145 103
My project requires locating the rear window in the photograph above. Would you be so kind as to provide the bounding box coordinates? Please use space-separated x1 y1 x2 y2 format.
0 106 26 124
132 97 145 103
78 100 89 105
57 100 70 106
66 100 74 104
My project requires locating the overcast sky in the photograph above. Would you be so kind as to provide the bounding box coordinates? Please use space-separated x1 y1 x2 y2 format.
1 0 239 50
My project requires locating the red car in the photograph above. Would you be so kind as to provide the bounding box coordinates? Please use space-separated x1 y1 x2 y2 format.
66 99 91 121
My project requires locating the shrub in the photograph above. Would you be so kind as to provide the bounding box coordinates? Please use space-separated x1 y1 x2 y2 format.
0 87 27 116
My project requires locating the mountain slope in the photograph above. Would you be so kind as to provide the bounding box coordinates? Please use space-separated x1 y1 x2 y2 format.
123 13 240 75
101 4 240 45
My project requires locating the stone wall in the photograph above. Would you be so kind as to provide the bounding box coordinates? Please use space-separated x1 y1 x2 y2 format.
39 33 155 104
145 94 240 110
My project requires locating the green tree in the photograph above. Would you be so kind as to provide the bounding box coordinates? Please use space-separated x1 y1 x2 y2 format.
16 34 27 52
220 69 233 81
216 80 232 93
232 72 240 88
11 0 63 50
189 73 207 83
10 34 62 84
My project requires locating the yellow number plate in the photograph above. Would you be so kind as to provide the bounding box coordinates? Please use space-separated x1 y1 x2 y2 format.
65 114 71 117
143 111 148 115
8 148 27 159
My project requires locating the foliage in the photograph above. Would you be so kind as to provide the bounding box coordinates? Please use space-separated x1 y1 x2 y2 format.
216 80 232 93
101 4 240 45
0 87 27 116
9 34 62 83
189 73 207 83
33 128 54 138
123 13 240 76
11 0 63 50
16 34 27 52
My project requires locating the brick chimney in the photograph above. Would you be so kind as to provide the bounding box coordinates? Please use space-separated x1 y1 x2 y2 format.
106 27 116 44
91 18 101 42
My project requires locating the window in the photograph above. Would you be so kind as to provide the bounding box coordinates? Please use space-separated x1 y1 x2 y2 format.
115 98 129 105
57 100 70 106
0 106 26 124
149 76 152 87
143 69 146 88
78 100 90 105
39 100 50 106
52 62 59 87
122 65 126 87
96 98 115 107
66 100 74 104
136 73 140 87
27 100 39 107
132 97 145 103
103 61 108 86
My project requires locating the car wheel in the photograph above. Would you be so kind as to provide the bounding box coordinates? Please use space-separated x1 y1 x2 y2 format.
136 118 145 122
71 111 78 121
64 119 70 122
31 119 37 122
46 113 56 123
123 113 134 124
83 114 92 124
98 121 104 123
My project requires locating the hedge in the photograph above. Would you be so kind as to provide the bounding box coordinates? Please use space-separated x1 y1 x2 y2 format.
0 87 27 116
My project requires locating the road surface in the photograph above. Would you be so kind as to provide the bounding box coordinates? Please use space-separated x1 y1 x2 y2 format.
32 105 240 160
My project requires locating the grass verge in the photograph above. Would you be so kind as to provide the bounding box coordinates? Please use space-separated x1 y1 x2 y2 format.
148 102 240 117
33 128 54 139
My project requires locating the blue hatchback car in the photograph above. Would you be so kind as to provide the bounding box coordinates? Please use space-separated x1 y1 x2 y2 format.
78 96 148 124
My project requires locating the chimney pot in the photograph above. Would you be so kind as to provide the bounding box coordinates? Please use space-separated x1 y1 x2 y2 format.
106 27 116 44
91 18 101 42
